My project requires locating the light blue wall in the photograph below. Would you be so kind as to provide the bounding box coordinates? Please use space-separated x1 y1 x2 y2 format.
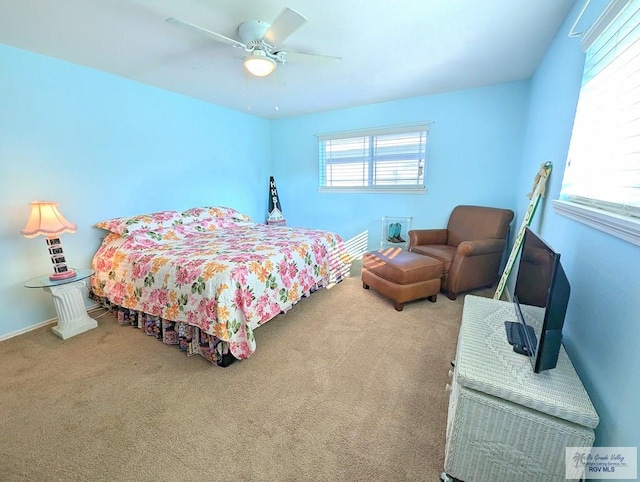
0 43 271 338
270 82 530 248
519 2 640 449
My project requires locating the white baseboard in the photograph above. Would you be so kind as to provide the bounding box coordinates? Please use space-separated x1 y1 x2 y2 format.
0 303 101 342
86 303 103 313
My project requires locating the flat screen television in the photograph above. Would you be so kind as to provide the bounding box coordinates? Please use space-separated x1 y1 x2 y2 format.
504 227 571 373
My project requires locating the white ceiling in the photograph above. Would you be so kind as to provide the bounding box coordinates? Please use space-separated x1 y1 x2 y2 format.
0 0 576 119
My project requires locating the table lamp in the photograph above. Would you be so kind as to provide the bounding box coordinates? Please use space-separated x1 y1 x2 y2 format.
21 201 77 280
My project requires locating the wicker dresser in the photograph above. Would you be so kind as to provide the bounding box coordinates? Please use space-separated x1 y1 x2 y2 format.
443 295 599 482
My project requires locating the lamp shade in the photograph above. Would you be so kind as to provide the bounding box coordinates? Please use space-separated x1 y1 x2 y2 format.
244 51 276 77
21 201 77 238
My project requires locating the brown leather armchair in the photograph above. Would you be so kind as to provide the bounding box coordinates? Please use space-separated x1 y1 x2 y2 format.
408 205 514 300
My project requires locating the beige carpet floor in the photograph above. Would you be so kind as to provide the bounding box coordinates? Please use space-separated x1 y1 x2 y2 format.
0 276 492 482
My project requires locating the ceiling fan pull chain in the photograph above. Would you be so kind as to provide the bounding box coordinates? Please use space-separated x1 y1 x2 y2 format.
273 68 280 112
244 69 252 111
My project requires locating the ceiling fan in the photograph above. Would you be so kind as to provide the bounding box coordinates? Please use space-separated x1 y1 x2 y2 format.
166 8 341 77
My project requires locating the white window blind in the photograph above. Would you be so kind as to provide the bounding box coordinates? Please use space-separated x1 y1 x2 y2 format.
560 0 640 219
318 123 430 192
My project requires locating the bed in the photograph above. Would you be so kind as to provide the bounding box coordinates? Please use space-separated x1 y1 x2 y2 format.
90 206 349 366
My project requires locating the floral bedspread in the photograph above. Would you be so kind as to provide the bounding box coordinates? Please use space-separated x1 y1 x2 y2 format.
91 209 348 361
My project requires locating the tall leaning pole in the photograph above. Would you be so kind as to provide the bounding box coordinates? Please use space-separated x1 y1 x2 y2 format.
494 161 552 300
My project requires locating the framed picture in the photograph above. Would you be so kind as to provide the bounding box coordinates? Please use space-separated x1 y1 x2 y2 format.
53 263 68 274
51 255 67 264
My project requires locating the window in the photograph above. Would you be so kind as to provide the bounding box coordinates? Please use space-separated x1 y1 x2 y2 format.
555 0 640 245
318 123 431 193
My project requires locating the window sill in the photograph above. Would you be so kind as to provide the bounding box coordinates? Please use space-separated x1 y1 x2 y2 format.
552 199 640 247
318 187 427 195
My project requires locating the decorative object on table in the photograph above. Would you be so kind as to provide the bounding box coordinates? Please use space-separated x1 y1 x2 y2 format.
380 216 412 250
267 176 286 226
387 222 406 243
21 201 77 280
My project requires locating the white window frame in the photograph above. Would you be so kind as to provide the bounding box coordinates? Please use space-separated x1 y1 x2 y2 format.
555 0 640 246
317 122 432 194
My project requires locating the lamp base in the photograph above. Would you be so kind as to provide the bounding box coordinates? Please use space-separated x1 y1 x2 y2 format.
49 269 77 281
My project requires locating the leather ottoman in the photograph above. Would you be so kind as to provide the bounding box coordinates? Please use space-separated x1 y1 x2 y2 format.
361 248 443 311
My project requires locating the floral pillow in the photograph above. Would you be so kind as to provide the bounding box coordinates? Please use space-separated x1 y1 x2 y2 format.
181 206 252 224
97 206 253 237
96 210 184 237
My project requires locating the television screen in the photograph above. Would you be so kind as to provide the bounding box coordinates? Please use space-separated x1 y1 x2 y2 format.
505 227 570 373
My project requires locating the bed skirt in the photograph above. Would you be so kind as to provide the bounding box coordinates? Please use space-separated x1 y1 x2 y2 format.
89 292 238 367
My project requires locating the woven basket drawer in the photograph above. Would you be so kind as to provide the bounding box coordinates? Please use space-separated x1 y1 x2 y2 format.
444 383 594 482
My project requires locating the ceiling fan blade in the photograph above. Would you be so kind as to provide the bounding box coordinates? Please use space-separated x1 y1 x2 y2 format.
166 17 247 50
263 8 307 46
281 50 342 64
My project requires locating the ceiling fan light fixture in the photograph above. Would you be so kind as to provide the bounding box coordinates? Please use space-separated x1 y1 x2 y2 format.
244 51 277 77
